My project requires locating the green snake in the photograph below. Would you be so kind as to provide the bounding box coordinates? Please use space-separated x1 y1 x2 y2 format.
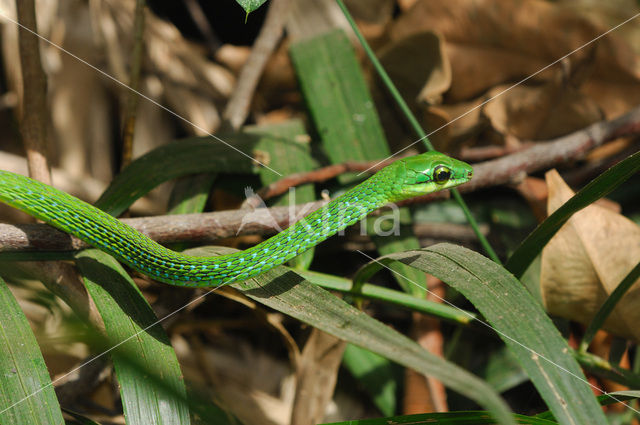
0 152 472 287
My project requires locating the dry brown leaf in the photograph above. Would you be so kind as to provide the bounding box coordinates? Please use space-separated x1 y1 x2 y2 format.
483 78 603 140
444 43 551 102
581 79 640 120
390 0 640 119
425 97 486 150
290 329 347 425
540 170 640 341
372 31 452 151
378 31 451 106
391 0 634 75
343 0 394 41
173 334 295 425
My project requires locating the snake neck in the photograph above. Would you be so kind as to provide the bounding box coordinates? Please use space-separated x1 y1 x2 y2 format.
189 172 392 284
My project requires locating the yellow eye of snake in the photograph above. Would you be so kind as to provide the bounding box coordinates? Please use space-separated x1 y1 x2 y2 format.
433 165 452 184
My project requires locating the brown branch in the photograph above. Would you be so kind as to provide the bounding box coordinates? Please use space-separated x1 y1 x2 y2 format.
1 104 640 253
16 0 50 183
222 0 292 130
247 103 640 206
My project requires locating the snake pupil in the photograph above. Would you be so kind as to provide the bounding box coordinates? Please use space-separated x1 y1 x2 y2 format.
433 165 451 184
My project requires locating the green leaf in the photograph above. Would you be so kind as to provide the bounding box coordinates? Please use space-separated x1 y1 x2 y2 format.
290 29 390 183
167 173 217 216
342 344 398 416
95 126 316 217
320 411 559 425
75 250 190 425
235 0 268 14
95 135 259 216
481 347 528 393
185 246 516 425
505 151 640 278
354 243 607 425
0 277 64 424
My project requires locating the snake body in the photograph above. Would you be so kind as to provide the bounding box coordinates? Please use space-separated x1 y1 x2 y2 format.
0 152 472 287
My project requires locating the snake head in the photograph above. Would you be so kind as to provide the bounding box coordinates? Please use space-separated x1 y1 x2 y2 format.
386 152 473 202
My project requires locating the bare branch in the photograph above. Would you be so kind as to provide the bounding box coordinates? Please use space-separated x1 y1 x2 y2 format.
1 104 639 252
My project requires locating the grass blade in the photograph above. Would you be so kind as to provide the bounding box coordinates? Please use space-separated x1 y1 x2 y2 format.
75 250 190 425
254 120 317 270
354 243 608 425
580 259 640 352
0 277 64 424
290 28 431 296
321 411 559 425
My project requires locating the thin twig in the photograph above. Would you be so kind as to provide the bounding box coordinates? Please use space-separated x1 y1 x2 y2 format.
121 0 146 170
240 157 397 208
183 0 221 54
1 105 640 252
222 0 292 130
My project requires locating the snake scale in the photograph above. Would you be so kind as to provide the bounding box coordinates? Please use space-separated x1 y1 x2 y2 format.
0 152 472 287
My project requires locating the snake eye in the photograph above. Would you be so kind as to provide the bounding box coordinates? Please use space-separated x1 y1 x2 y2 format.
433 165 451 184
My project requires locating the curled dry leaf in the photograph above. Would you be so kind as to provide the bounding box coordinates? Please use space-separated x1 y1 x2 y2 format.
483 77 604 141
540 169 640 342
390 0 640 120
373 31 452 150
377 31 451 106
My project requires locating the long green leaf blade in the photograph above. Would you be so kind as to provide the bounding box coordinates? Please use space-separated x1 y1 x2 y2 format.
186 247 516 425
0 277 64 424
96 127 316 216
354 243 607 424
321 411 560 425
75 250 190 425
